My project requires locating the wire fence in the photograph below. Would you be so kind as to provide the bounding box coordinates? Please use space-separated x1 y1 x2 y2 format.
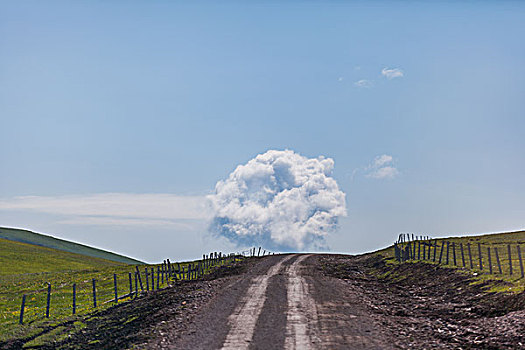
1 247 272 330
393 233 525 279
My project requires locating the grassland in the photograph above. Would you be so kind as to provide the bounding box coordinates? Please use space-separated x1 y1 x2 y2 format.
0 233 232 344
0 227 143 265
379 230 525 292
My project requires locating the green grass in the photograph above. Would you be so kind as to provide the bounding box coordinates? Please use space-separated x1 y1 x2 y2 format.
380 230 525 292
0 234 238 344
0 238 127 275
0 237 142 341
0 227 143 265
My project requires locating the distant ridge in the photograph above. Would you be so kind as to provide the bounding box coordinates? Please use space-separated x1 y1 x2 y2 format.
0 226 143 265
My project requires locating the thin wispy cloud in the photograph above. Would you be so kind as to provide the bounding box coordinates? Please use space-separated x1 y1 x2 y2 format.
354 79 373 88
381 67 404 80
0 193 210 227
366 154 400 179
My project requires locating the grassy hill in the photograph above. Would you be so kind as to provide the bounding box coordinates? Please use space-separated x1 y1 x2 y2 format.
380 229 525 292
0 238 129 276
0 227 142 265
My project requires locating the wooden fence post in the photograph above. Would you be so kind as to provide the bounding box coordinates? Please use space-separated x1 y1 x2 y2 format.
460 243 465 267
73 283 77 314
113 274 118 303
157 266 160 290
468 243 473 269
19 294 26 325
495 247 502 274
452 242 457 266
135 272 138 297
151 268 155 291
92 279 97 307
428 241 431 260
508 244 513 276
517 245 524 278
478 243 483 270
129 272 133 296
433 240 438 262
438 241 445 264
46 283 51 318
487 247 493 274
422 243 426 260
258 247 261 256
145 268 149 291
418 241 421 260
135 266 144 291
445 241 450 265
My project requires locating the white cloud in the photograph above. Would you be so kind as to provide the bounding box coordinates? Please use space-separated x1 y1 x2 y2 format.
0 193 210 227
338 77 344 82
354 79 373 88
381 67 404 80
371 154 393 168
208 150 347 251
367 166 399 179
366 154 400 179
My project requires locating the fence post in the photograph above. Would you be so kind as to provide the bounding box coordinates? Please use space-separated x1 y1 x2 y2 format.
129 272 133 296
495 247 502 274
487 247 493 274
162 262 165 284
145 268 149 291
135 272 138 297
135 266 144 291
157 266 160 290
508 244 513 276
433 240 438 262
460 243 465 267
151 268 155 290
445 241 450 265
113 274 118 303
438 241 445 264
478 243 483 270
258 247 261 256
46 283 51 318
467 243 473 269
418 241 421 260
92 279 97 307
73 283 76 314
517 245 524 278
167 259 171 278
19 294 26 325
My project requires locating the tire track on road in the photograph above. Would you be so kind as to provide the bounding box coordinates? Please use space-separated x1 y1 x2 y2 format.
221 254 295 350
284 254 319 350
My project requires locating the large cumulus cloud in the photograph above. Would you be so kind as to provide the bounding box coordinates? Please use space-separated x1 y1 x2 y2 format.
208 150 347 251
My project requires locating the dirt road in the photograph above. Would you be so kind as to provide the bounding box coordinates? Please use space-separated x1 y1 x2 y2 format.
175 254 392 349
13 253 523 349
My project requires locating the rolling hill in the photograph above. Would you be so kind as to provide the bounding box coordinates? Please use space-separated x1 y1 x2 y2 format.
0 226 142 266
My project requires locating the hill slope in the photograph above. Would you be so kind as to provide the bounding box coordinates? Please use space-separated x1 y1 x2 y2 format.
0 238 130 275
0 227 142 265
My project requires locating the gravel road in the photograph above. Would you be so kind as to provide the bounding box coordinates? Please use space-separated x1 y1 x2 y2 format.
174 254 392 349
13 253 522 349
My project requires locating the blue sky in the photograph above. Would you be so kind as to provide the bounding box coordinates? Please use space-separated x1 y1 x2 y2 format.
1 1 524 262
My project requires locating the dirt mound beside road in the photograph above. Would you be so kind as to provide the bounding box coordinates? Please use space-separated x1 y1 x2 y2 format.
320 254 525 349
